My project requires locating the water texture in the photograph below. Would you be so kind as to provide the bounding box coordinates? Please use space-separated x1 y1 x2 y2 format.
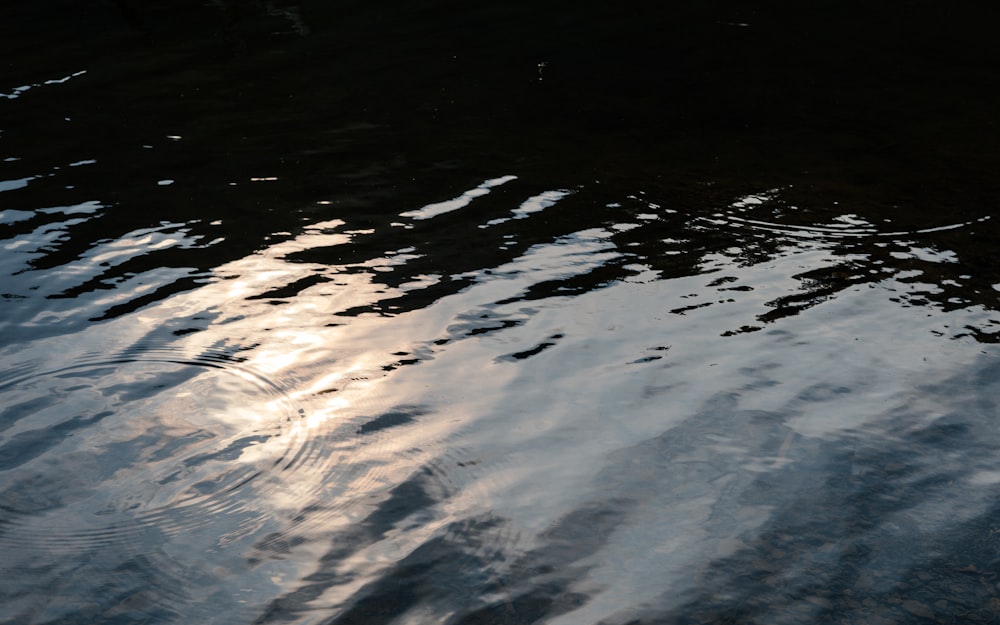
2 2 1000 624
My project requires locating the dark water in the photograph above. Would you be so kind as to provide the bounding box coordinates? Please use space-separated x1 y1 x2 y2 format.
3 2 1000 623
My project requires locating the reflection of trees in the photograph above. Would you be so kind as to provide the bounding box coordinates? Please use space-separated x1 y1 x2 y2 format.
114 0 308 39
3 4 999 622
275 182 1000 344
2 0 998 340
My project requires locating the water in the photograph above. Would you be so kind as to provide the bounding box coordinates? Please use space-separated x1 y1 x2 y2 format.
2 2 1000 624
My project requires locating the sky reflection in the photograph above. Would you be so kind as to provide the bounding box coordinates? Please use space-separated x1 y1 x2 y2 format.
2 162 999 623
3 1 1000 621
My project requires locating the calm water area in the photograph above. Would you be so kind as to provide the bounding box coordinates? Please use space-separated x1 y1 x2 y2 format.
2 2 1000 623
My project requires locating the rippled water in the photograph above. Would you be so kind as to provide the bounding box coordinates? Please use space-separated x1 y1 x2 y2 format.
3 2 1000 624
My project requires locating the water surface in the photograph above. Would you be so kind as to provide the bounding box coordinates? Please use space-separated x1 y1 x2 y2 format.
2 2 1000 624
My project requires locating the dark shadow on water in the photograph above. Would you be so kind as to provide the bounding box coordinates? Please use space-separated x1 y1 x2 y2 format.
1 0 998 341
2 2 1000 624
591 359 1000 625
253 469 636 625
356 407 424 435
241 357 1000 624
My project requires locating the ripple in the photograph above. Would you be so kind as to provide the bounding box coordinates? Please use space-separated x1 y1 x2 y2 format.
696 188 991 240
0 346 310 553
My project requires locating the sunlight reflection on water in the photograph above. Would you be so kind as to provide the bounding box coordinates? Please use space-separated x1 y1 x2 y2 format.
2 167 1000 623
3 1 1000 622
